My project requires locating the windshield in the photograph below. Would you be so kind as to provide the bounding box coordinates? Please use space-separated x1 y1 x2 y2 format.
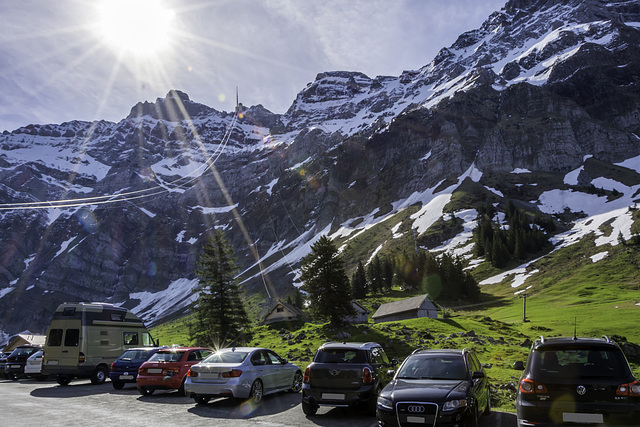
148 351 184 362
398 355 467 380
531 347 631 379
314 348 367 363
118 349 154 361
203 351 248 364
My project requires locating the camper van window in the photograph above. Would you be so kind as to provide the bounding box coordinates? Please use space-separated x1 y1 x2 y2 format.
48 329 63 346
110 313 124 321
124 332 139 345
62 307 76 316
64 329 80 347
142 332 154 347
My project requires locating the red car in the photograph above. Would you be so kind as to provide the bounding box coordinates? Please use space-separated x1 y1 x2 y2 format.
136 347 212 396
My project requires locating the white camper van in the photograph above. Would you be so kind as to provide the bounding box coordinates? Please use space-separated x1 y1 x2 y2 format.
42 302 156 385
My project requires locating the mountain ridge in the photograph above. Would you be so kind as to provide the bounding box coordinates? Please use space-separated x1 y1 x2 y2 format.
1 0 639 340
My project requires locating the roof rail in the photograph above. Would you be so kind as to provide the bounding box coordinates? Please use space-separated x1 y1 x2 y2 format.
411 348 427 355
539 336 545 343
602 335 612 343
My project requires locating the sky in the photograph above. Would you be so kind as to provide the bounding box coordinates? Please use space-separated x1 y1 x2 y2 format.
0 0 507 132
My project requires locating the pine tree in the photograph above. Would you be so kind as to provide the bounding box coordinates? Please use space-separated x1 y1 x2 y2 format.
189 229 250 348
351 261 368 299
300 236 355 326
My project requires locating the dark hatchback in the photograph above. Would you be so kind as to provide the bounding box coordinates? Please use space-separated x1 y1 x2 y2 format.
302 342 397 416
376 348 490 427
516 336 640 426
109 346 166 389
4 345 42 380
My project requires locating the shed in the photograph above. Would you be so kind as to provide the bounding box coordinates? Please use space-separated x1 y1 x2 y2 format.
372 294 438 323
262 300 305 325
344 300 370 324
2 334 46 352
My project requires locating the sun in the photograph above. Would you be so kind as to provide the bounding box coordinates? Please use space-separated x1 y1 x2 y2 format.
96 0 176 56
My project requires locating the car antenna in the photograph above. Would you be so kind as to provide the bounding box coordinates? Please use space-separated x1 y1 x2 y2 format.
573 317 577 340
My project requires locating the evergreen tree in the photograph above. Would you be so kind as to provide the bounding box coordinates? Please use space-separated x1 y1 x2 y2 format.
383 257 394 293
189 229 250 348
300 236 355 326
367 256 383 294
351 261 368 299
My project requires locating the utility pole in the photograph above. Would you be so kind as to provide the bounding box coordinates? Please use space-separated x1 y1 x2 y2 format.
519 293 530 322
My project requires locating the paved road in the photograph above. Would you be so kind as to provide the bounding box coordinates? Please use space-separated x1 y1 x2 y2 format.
0 377 517 426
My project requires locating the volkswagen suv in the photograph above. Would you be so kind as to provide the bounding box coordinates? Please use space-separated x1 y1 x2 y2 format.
516 336 640 426
302 341 397 416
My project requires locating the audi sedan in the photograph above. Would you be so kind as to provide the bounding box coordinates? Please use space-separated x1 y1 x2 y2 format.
185 347 303 404
376 348 490 427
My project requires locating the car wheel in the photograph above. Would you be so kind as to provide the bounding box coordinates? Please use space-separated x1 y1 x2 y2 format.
90 366 107 385
178 377 187 396
302 399 318 416
194 395 211 404
139 386 154 396
367 385 382 415
56 376 72 386
483 390 491 416
249 379 263 404
112 381 125 390
465 405 479 427
289 371 303 393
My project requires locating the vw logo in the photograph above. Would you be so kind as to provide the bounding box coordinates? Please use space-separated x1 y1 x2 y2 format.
329 369 341 376
407 405 425 413
576 385 587 396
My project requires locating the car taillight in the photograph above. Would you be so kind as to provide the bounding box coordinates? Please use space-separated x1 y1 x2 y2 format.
110 363 115 370
519 378 547 394
363 367 372 384
187 369 198 377
221 369 242 378
304 366 310 383
78 352 85 364
617 380 640 396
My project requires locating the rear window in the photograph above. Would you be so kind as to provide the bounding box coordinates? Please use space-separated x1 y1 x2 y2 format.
118 349 154 361
48 329 63 346
203 351 248 364
148 351 184 362
531 347 631 379
315 348 367 363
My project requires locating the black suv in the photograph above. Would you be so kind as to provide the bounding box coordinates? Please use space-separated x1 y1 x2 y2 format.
302 342 397 415
376 348 490 427
516 336 640 426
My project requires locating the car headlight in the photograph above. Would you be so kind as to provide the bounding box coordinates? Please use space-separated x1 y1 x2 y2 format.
442 399 467 411
377 395 394 411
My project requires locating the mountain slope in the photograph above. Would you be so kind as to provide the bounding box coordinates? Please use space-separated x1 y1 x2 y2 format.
1 0 640 339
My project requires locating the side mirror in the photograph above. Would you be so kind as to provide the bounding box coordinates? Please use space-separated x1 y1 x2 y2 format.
513 361 525 371
472 371 485 379
387 369 396 377
281 359 288 365
391 358 399 366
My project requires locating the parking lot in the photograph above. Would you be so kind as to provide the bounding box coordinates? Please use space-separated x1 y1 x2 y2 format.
0 377 516 426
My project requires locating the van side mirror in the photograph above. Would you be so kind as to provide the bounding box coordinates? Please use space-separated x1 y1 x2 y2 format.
513 361 525 370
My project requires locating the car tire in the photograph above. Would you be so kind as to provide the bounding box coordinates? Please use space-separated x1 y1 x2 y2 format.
90 366 107 385
289 371 303 393
367 385 382 415
465 405 479 427
483 390 491 416
194 395 211 404
302 399 318 416
178 377 187 396
112 381 125 390
139 386 154 396
56 376 72 386
249 379 263 404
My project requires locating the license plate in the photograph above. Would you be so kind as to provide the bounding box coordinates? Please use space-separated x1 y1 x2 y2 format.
10 365 21 369
147 368 163 374
119 375 133 380
46 361 59 365
406 416 426 423
563 413 604 423
322 393 345 400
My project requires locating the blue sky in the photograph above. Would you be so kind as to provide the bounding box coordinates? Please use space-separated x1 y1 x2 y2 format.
0 0 506 132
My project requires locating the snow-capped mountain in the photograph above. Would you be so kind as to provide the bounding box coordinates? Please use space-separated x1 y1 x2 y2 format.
1 0 639 339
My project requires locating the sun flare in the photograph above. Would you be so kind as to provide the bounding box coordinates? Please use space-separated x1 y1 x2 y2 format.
96 0 176 56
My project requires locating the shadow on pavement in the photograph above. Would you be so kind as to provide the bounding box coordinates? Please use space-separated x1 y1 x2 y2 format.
188 392 302 419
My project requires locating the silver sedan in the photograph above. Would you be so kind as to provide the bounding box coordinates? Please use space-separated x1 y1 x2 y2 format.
184 347 303 404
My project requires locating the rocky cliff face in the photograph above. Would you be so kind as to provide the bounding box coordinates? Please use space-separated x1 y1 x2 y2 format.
1 0 639 338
